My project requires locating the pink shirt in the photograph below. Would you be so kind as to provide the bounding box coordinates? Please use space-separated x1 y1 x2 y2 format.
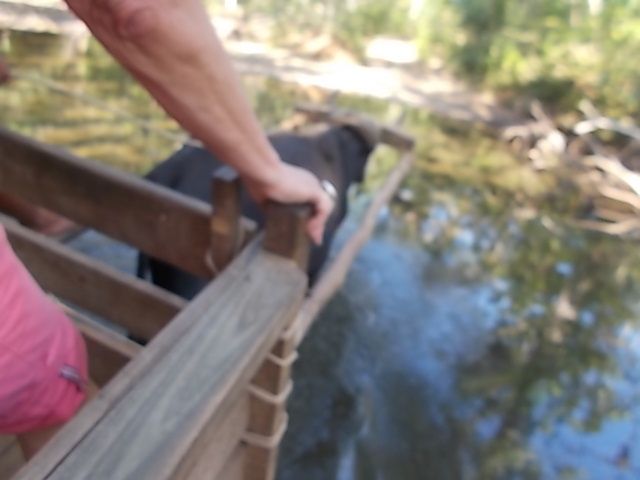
0 224 87 433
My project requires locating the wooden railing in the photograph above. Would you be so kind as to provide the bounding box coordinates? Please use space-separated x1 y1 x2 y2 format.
0 125 313 480
1 106 414 479
15 240 307 480
0 127 256 278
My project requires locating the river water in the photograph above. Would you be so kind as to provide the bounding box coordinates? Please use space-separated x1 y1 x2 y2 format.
2 32 640 480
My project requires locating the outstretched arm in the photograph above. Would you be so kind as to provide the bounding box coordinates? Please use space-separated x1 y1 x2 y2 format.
63 0 331 243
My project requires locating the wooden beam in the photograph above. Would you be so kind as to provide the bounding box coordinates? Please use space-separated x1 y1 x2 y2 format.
210 166 243 274
263 203 311 271
62 305 142 387
220 445 248 480
19 244 306 479
243 203 311 480
12 238 265 480
173 395 249 480
2 218 186 341
0 127 211 277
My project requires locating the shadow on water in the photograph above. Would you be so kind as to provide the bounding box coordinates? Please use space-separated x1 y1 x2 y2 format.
281 180 640 480
3 31 640 480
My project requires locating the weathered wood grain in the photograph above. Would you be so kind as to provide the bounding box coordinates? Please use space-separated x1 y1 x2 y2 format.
0 127 211 277
2 218 185 341
251 351 297 402
244 445 278 480
245 204 310 480
42 251 305 479
12 237 265 480
219 445 247 480
210 166 243 274
174 395 249 480
263 203 311 271
0 436 23 480
64 306 142 387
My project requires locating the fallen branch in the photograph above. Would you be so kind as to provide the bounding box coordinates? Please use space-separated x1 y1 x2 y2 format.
596 184 640 211
573 217 640 236
593 207 635 223
585 155 640 196
575 99 640 143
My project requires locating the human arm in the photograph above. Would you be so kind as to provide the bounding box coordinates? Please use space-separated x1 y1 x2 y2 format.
63 0 331 243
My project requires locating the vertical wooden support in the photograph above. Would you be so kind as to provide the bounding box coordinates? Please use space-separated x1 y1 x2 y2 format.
210 166 243 275
243 203 311 480
262 203 311 271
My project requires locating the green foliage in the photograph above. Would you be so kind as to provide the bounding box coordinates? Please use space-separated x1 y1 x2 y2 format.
418 0 640 116
240 0 640 116
332 0 413 55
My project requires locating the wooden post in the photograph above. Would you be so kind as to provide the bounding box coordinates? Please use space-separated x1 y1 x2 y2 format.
243 203 311 480
16 244 307 480
210 166 243 275
263 202 311 271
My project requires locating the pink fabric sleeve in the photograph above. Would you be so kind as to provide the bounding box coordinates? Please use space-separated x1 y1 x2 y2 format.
0 225 88 434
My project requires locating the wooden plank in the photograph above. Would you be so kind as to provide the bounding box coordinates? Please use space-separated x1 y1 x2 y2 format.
219 445 247 480
174 395 249 480
43 251 306 479
210 166 243 274
63 306 142 387
12 238 264 480
2 218 186 341
0 127 211 277
244 445 278 480
263 203 311 271
251 352 296 401
243 389 289 480
247 395 287 439
0 436 23 480
245 204 310 480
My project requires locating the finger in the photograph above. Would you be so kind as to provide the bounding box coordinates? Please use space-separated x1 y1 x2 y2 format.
307 191 333 245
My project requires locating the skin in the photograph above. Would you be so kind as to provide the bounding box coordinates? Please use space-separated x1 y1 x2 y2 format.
63 0 332 243
0 193 77 237
7 0 332 458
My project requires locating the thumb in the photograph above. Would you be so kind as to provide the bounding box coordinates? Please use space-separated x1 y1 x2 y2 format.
307 190 333 245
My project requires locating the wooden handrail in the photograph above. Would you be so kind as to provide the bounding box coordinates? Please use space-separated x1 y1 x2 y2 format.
14 234 306 479
2 217 186 341
0 127 219 277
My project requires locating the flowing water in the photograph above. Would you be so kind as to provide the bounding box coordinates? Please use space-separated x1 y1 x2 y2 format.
2 31 640 480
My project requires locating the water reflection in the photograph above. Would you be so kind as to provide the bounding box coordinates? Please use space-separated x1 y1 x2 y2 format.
2 29 640 480
282 182 640 480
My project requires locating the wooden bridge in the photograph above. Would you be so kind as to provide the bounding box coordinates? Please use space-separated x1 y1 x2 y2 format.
0 105 414 480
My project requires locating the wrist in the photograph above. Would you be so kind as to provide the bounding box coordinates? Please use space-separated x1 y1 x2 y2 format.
239 148 285 201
